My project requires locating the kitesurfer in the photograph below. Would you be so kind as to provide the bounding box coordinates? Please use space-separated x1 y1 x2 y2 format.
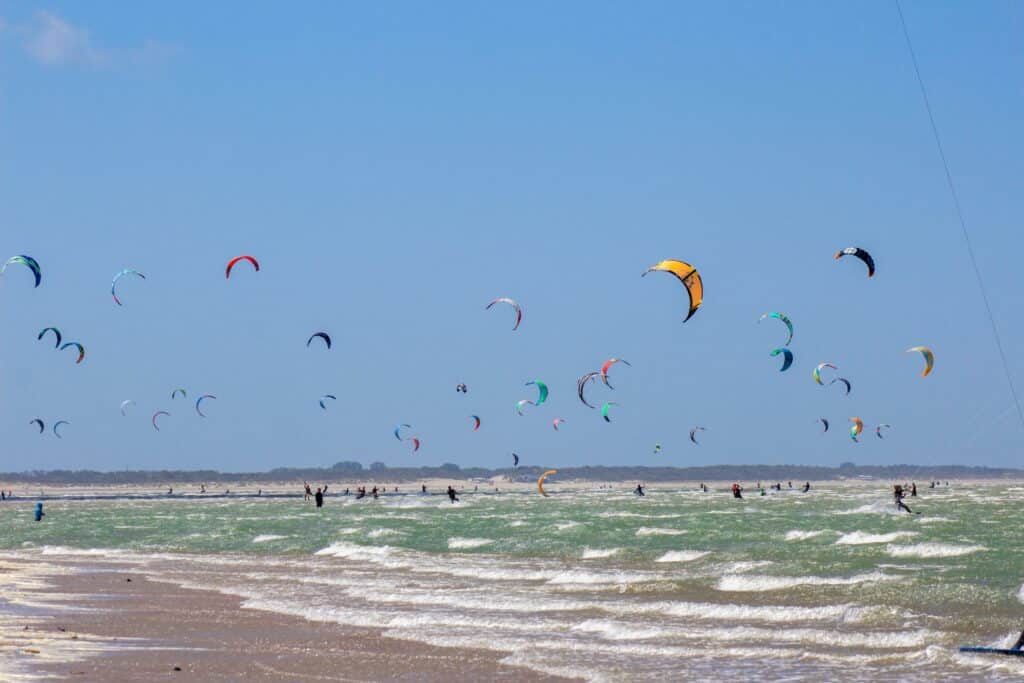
421 484 427 494
910 482 917 497
731 483 743 499
893 485 913 514
635 483 645 497
303 482 312 502
447 486 459 503
315 487 324 509
802 482 811 493
371 486 379 499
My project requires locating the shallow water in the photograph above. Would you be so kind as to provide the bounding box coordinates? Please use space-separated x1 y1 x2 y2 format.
2 482 1023 681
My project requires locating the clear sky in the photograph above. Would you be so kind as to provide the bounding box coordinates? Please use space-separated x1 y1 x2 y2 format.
1 2 1022 472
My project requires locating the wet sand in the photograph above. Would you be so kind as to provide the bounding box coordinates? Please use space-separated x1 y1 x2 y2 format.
7 561 573 682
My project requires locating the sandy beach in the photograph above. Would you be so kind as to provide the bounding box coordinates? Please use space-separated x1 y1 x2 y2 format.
1 557 571 682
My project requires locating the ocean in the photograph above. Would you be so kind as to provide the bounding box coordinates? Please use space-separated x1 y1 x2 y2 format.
2 481 1023 681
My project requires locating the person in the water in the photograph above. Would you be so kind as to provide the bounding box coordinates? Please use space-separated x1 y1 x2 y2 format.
731 483 743 499
802 481 811 493
447 486 459 503
421 484 428 494
910 482 917 497
635 483 645 496
893 484 913 514
315 487 324 509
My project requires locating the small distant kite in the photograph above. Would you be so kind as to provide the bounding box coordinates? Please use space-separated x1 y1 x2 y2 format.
906 346 934 377
469 415 481 431
849 417 863 442
525 380 548 405
552 418 566 431
690 426 706 444
307 332 332 349
60 342 85 364
172 388 187 400
515 399 534 416
394 424 412 441
512 453 520 467
225 255 259 279
196 394 217 417
53 421 70 439
409 437 421 453
29 418 44 434
456 383 468 393
577 371 601 409
111 268 146 306
37 327 62 348
813 363 837 386
152 411 170 432
653 444 662 454
830 377 851 396
319 395 336 410
835 247 875 278
486 297 522 331
759 312 794 346
120 400 135 416
818 418 829 433
876 423 892 439
600 358 631 389
601 402 619 423
642 259 703 322
770 347 793 372
1 255 41 287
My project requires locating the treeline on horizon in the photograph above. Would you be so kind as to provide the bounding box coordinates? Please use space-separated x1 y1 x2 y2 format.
0 461 1019 484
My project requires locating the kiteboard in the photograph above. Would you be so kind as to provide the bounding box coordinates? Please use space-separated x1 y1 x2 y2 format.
959 646 1024 657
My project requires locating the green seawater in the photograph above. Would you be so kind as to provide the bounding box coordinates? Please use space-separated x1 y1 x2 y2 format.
2 482 1023 681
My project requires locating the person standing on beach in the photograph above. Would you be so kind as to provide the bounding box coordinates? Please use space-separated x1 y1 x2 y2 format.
303 482 312 501
315 487 324 509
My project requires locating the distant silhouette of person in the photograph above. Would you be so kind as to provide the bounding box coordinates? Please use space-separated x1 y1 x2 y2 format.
315 487 324 509
447 486 459 503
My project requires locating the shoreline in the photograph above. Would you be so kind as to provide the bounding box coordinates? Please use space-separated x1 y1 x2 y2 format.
1 558 573 682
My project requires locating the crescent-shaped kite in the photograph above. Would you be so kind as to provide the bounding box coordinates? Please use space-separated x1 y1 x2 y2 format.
307 332 332 349
512 453 520 467
37 327 62 348
515 399 534 416
152 410 170 431
486 297 522 331
876 423 892 439
818 418 829 433
120 400 135 416
525 380 548 405
759 312 794 346
601 401 619 423
195 394 217 417
409 437 421 453
813 363 837 386
906 346 934 377
53 421 70 439
552 418 566 431
111 268 146 306
171 388 187 400
690 426 706 444
319 395 336 410
225 255 259 279
394 424 412 441
600 358 632 389
830 377 851 396
538 469 557 497
29 418 44 434
577 371 601 409
60 342 85 364
770 347 793 372
1 255 41 287
469 415 481 431
834 247 875 278
642 259 703 322
849 417 864 441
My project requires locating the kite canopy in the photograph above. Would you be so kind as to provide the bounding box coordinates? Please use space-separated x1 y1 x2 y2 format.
830 377 852 396
486 297 522 330
552 418 565 431
577 371 601 409
538 469 557 497
409 438 421 453
834 247 875 277
849 417 864 441
642 259 703 322
813 362 837 386
770 347 793 372
600 401 619 423
876 423 892 439
515 399 534 416
152 411 170 431
111 268 146 306
394 424 412 441
172 388 187 400
37 327 62 348
60 342 85 365
120 400 135 416
818 418 829 433
1 255 41 287
225 255 259 279
600 358 631 389
319 395 336 410
525 380 548 405
30 418 44 434
196 394 217 417
906 346 934 377
307 332 332 349
53 420 70 438
690 426 706 444
759 312 794 346
512 453 519 467
469 415 481 431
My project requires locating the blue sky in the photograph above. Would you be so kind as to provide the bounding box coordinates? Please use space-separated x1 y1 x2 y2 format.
1 2 1022 471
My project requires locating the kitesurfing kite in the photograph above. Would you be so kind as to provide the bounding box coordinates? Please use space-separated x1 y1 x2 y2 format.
486 297 522 331
319 395 336 410
600 358 631 389
512 453 520 467
456 383 467 393
690 426 706 444
835 247 875 278
469 415 481 431
37 327 61 348
770 347 793 372
759 312 793 346
906 346 934 377
152 411 170 431
653 444 662 454
830 377 852 396
394 424 412 441
409 438 421 453
120 400 135 416
577 371 601 409
53 421 69 439
642 259 703 322
225 255 259 279
1 255 41 287
526 380 548 405
29 418 44 434
171 388 187 400
515 399 534 416
813 362 837 385
195 394 217 417
876 423 892 439
111 269 145 306
601 402 619 423
538 469 557 497
552 418 565 430
849 417 863 441
60 342 85 364
307 332 331 349
818 418 829 433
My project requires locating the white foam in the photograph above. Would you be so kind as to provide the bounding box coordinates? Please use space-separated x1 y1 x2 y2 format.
835 531 918 546
717 571 896 592
784 529 833 541
554 521 581 531
447 537 494 550
635 527 687 536
546 569 652 586
885 543 985 558
251 534 286 544
367 528 403 538
654 550 709 563
581 548 620 559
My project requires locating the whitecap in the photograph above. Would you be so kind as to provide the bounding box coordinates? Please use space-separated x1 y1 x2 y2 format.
636 527 687 537
252 534 286 543
581 548 620 559
885 543 984 558
447 537 494 550
835 531 918 545
655 550 709 563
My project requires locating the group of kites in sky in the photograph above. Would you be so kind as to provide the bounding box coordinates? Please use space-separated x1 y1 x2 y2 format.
4 247 935 470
